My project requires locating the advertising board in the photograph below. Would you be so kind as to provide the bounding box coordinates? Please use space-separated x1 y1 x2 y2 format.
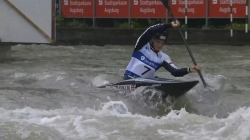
130 0 167 18
61 0 93 18
95 0 129 18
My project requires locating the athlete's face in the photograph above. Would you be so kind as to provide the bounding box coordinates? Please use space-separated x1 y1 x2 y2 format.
152 39 165 51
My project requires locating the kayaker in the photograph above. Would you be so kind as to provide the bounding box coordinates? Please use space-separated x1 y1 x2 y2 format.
123 21 202 80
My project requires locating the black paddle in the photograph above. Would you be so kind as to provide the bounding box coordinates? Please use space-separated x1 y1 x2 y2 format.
160 0 207 87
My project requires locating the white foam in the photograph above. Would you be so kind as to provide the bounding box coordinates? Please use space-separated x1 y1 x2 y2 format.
13 71 66 80
92 74 110 87
0 101 249 140
14 72 27 78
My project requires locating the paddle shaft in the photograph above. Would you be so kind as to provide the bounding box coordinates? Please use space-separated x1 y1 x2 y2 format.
162 1 207 87
176 23 207 87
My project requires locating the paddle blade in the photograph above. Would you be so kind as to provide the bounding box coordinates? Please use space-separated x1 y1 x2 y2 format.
161 0 170 9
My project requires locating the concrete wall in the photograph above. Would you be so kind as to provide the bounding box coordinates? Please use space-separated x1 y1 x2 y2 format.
56 28 250 46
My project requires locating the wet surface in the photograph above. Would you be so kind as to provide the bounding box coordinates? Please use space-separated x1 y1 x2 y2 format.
0 44 249 140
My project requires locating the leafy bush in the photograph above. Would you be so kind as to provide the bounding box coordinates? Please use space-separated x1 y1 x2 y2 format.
119 20 144 28
67 19 90 28
181 24 187 29
119 22 131 29
148 19 165 26
56 16 90 28
224 23 250 30
55 16 250 30
130 20 143 28
56 15 66 27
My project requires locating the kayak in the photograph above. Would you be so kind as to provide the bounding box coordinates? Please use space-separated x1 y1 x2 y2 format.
98 77 199 98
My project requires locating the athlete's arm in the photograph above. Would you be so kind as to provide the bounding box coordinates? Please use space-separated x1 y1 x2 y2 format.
134 23 173 51
162 61 189 77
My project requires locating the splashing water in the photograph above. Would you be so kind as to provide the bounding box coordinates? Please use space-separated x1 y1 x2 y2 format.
0 100 250 140
1 44 250 140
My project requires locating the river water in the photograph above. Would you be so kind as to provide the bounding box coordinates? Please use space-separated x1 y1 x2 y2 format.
0 44 249 140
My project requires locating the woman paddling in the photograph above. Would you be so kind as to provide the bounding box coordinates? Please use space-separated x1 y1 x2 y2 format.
123 21 202 80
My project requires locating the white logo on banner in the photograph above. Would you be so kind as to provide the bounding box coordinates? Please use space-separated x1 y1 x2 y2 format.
172 0 176 5
212 0 218 4
134 0 138 5
99 0 103 5
64 0 68 5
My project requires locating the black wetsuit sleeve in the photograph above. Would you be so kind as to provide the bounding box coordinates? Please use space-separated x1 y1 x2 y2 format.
162 61 189 77
134 23 173 51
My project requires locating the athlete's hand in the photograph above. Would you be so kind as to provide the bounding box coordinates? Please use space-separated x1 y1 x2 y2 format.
189 65 202 73
171 20 180 27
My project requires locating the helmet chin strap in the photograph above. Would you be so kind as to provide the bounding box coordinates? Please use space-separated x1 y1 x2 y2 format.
150 41 159 53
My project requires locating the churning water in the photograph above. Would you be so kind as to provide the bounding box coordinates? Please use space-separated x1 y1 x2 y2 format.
0 44 249 140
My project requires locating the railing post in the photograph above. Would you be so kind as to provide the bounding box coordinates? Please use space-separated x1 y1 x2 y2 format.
246 0 249 33
185 0 187 40
128 0 131 27
249 0 250 23
93 0 95 28
205 0 209 27
230 0 233 37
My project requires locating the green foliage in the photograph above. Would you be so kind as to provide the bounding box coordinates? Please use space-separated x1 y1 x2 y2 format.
130 20 143 28
201 25 211 29
118 20 144 28
119 19 167 29
119 22 131 29
224 23 250 30
56 15 66 27
67 19 90 28
55 16 250 30
147 19 165 26
56 16 90 28
181 24 187 29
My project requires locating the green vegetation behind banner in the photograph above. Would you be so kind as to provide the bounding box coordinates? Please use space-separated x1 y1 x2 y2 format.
56 15 249 30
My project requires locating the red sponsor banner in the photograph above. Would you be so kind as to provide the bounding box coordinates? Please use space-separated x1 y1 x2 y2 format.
130 0 167 18
209 0 246 18
170 0 206 18
61 0 93 18
95 0 129 18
